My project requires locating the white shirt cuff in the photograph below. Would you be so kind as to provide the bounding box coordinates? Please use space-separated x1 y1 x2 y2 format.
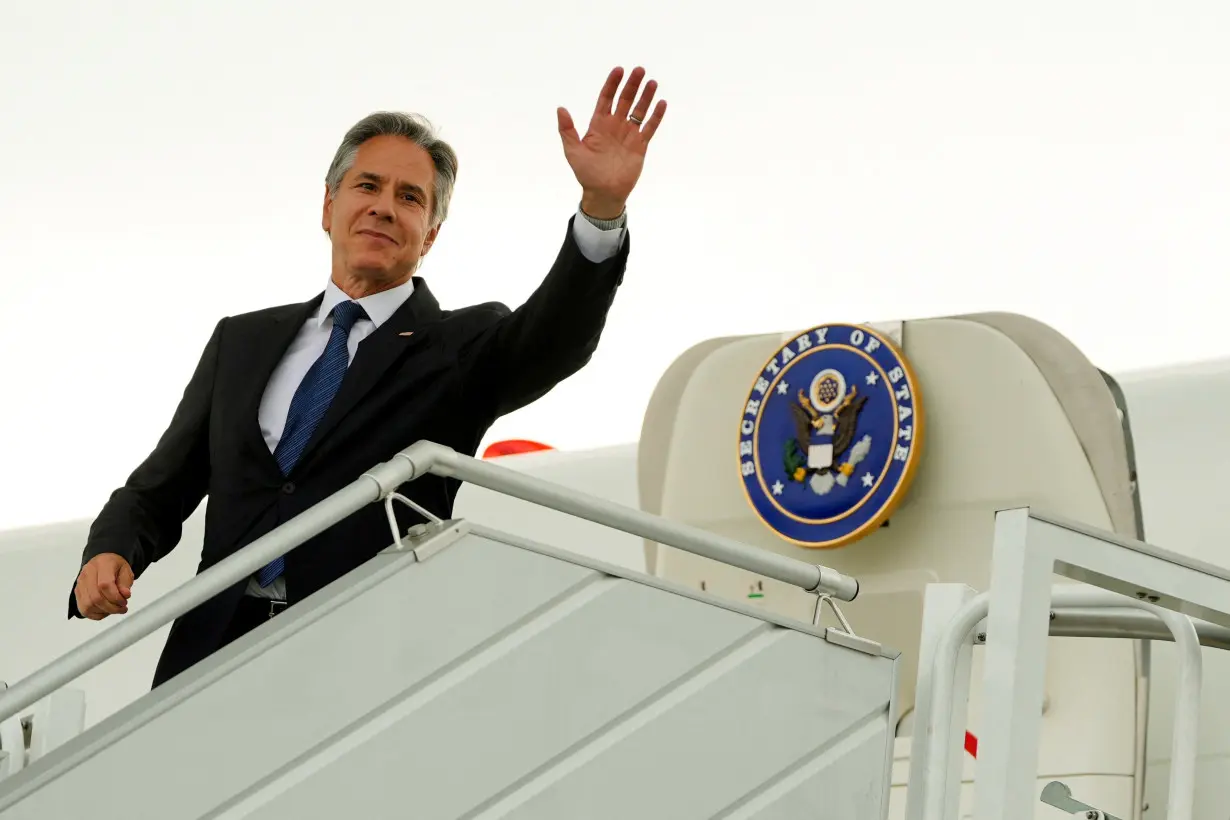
571 207 627 263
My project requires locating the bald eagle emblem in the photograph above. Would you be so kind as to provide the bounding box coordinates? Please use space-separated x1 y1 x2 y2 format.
785 369 873 496
736 322 924 549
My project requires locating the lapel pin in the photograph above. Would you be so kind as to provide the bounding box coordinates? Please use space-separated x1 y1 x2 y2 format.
399 331 414 337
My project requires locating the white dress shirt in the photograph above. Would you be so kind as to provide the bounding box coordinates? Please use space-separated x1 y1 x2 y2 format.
246 208 627 599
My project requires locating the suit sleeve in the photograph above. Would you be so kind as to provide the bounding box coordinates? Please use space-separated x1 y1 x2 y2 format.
459 215 630 420
67 318 224 618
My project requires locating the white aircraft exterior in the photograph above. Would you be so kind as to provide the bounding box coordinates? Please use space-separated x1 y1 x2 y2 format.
1 312 1228 818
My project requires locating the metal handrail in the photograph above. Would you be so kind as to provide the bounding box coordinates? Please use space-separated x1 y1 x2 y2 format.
419 443 858 600
0 440 858 724
917 585 1201 820
1049 606 1230 651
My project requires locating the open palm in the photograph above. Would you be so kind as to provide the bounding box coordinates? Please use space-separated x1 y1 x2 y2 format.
557 66 667 217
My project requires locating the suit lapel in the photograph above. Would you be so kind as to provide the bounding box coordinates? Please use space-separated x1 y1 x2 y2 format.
290 277 443 472
234 296 322 478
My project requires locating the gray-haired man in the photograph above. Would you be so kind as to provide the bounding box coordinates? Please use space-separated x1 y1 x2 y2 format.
69 66 668 688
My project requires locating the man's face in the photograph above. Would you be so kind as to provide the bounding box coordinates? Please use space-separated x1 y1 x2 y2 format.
322 135 441 291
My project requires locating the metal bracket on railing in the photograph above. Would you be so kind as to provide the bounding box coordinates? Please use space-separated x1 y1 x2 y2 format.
380 491 444 553
1040 781 1122 819
813 593 856 636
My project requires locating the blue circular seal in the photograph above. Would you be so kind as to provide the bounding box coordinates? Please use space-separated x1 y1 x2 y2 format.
737 323 924 548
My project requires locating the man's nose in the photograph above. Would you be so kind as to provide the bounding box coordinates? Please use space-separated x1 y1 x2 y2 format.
367 193 396 220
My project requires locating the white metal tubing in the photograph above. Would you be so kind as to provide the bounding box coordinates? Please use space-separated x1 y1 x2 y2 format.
919 585 1202 820
1147 602 1201 820
919 591 989 820
0 440 859 725
1050 607 1230 651
0 468 395 726
904 584 976 820
409 443 860 601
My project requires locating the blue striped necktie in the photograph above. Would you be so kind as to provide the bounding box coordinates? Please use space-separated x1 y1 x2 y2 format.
256 299 368 587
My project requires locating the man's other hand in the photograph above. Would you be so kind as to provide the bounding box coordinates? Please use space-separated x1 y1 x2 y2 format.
74 553 135 620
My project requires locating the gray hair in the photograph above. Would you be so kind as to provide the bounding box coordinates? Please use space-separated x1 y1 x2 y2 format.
324 111 459 227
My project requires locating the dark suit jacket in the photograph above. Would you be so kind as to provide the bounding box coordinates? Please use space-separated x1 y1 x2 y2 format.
69 217 629 687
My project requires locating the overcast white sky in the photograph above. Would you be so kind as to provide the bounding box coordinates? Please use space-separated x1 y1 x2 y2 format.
2 1 1229 529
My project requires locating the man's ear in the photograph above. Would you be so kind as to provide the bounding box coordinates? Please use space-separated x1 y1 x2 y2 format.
420 223 441 256
321 183 333 234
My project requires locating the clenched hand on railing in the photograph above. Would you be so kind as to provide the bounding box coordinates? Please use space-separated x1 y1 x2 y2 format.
73 554 134 620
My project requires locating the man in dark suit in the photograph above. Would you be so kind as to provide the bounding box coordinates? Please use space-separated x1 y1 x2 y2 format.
68 66 668 689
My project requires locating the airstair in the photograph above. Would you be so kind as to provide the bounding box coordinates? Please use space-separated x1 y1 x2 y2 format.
0 441 898 819
5 436 1230 818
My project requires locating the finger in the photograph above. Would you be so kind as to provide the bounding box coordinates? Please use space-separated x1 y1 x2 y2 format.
640 99 668 142
85 596 122 619
97 573 125 607
89 585 127 615
118 562 134 598
614 66 646 119
556 107 580 147
592 67 624 117
628 79 658 126
83 591 124 618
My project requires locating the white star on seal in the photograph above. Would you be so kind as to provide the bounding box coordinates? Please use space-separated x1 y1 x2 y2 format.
772 480 784 495
861 472 874 488
777 381 789 395
865 372 879 386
